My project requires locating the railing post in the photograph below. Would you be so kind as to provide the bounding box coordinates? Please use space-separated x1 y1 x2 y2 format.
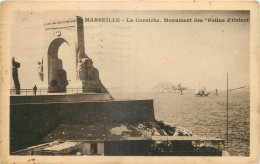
227 72 229 148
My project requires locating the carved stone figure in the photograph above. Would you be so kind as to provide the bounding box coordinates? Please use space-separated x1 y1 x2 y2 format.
78 58 104 93
48 58 68 93
57 69 68 92
37 58 44 81
79 58 100 82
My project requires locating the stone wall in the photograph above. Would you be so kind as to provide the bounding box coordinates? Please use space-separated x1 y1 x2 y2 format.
11 93 111 104
10 99 155 152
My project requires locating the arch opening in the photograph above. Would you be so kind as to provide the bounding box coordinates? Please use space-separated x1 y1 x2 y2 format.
48 38 69 93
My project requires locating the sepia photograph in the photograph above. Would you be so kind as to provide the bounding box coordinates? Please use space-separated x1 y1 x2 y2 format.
0 1 259 164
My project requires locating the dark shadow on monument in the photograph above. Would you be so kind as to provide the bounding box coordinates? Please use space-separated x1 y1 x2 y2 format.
48 38 69 93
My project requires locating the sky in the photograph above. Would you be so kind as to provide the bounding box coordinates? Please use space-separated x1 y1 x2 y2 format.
11 10 250 91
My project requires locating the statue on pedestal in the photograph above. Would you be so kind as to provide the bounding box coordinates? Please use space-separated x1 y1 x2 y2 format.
12 57 21 94
37 58 44 81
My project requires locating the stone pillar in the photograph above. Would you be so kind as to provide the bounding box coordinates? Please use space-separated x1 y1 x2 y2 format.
76 16 87 59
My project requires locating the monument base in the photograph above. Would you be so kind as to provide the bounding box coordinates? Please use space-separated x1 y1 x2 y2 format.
82 80 104 93
48 86 66 93
67 80 82 89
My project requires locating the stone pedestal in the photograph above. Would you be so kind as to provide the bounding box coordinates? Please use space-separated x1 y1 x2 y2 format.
82 80 103 93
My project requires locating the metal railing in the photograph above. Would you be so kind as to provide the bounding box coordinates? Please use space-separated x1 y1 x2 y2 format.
10 88 99 96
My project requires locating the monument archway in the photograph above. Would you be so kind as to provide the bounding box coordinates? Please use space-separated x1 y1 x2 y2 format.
43 16 112 98
44 16 86 92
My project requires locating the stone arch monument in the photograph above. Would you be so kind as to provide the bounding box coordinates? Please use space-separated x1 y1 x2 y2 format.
44 16 110 95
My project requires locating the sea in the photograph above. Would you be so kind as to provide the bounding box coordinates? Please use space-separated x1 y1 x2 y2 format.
109 89 250 156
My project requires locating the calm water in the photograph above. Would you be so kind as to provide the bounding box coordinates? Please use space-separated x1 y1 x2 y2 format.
109 90 250 156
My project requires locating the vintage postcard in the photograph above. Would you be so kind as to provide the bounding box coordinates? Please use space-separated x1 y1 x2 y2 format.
0 1 259 164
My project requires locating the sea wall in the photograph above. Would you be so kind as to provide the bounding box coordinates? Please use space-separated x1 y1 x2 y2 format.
10 93 111 104
10 99 155 152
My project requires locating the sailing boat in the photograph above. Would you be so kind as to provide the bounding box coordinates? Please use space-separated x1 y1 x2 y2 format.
195 86 210 96
214 89 219 96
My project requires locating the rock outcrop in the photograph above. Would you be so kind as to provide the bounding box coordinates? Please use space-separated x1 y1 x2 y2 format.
157 120 193 136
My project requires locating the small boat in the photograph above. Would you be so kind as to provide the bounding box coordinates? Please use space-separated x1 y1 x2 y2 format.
195 86 210 96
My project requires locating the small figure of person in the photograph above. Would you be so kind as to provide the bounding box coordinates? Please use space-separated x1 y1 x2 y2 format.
33 85 37 95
